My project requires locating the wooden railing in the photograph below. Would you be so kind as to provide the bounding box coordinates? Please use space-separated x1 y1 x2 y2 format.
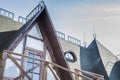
0 8 14 19
56 31 65 39
26 1 45 22
3 50 104 80
68 35 81 45
18 16 27 23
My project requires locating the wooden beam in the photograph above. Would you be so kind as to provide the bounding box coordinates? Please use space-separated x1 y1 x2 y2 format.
42 62 48 80
4 50 45 62
74 69 104 80
14 63 41 80
0 51 8 80
74 69 79 80
4 50 104 80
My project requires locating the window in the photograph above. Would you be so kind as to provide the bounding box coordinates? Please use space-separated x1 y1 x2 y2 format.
26 52 41 80
26 36 44 51
28 24 43 39
64 51 77 62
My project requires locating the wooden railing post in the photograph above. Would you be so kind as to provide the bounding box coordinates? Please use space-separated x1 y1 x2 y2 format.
74 69 79 80
42 62 48 80
0 51 7 80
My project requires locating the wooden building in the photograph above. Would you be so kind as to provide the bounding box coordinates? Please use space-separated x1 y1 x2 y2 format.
0 1 115 80
0 1 74 80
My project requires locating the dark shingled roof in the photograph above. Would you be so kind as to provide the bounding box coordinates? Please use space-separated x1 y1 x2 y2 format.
80 39 109 80
109 61 120 80
0 30 18 51
0 4 45 51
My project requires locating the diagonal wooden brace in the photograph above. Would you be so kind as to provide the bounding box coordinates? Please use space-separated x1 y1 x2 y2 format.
14 63 41 80
47 64 60 80
6 52 32 80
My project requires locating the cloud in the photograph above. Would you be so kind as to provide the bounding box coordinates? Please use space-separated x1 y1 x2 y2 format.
51 2 120 55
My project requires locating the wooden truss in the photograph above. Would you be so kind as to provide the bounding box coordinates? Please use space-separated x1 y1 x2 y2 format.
3 50 105 80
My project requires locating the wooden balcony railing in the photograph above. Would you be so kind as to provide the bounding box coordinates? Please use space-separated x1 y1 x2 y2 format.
3 50 104 80
0 8 14 19
26 1 45 22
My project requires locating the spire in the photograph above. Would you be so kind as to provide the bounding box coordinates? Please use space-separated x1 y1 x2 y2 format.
83 32 87 47
93 26 97 39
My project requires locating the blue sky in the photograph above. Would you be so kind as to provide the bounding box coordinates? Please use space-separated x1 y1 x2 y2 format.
1 0 120 55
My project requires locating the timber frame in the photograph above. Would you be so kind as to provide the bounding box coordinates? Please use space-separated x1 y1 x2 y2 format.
3 50 104 80
1 1 73 80
0 1 105 80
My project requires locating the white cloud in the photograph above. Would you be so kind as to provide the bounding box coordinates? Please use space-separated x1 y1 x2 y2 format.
52 2 120 55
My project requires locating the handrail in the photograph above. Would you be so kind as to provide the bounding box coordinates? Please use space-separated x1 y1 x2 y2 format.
18 16 27 23
26 1 45 21
68 35 81 45
4 50 104 80
0 8 14 19
75 69 104 80
56 31 65 39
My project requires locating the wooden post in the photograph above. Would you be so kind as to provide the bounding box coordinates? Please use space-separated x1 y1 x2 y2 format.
0 51 8 80
42 62 48 80
74 69 79 80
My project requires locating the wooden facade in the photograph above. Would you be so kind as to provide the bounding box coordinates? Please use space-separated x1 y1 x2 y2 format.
0 1 73 80
0 1 105 80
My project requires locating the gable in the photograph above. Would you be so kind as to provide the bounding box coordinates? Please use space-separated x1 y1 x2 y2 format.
28 24 43 39
3 3 73 80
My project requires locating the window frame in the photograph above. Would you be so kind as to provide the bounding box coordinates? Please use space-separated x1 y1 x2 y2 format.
64 51 77 63
25 51 44 80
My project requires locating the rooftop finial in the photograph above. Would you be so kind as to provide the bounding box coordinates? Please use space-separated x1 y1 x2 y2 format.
93 26 97 39
83 32 87 47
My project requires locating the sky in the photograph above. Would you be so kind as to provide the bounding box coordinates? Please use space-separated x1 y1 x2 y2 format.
1 0 120 55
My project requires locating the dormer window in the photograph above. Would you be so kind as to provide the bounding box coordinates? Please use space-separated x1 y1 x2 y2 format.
64 51 77 63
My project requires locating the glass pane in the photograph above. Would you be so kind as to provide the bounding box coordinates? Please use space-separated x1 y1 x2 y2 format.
26 37 44 51
34 64 40 73
28 73 33 78
4 59 20 78
36 61 40 64
35 55 41 64
35 55 41 59
65 52 74 60
13 38 24 59
33 74 39 80
34 67 40 73
68 53 74 60
27 59 33 63
28 53 34 57
27 62 33 70
28 24 43 39
65 53 69 59
28 53 34 62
